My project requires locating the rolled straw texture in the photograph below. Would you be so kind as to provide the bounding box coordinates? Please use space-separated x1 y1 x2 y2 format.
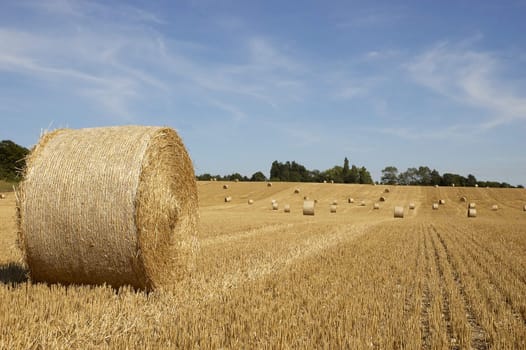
394 206 404 218
17 126 198 291
468 208 477 217
303 200 315 215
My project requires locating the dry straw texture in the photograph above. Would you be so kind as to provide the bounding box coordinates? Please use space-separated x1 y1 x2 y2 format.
267 182 272 187
303 200 315 215
468 208 477 218
294 188 300 194
384 188 390 193
394 206 404 218
17 126 198 291
332 200 338 205
272 202 279 210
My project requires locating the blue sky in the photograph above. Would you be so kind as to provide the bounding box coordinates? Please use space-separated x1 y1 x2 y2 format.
1 1 525 185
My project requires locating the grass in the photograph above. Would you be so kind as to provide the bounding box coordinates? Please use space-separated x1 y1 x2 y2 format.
0 180 16 192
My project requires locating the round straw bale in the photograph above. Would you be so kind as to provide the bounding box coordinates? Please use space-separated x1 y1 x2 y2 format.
303 200 315 215
303 196 309 200
248 199 254 205
409 203 415 210
475 184 479 188
467 208 477 218
360 200 366 206
267 182 272 187
394 206 404 218
379 196 386 202
223 184 229 189
272 201 279 210
284 204 290 213
468 203 476 209
460 196 467 202
294 188 300 194
0 194 5 199
17 126 198 291
332 200 338 205
523 204 526 211
384 188 390 193
330 204 337 213
330 180 334 184
224 196 232 202
452 183 455 187
491 204 498 211
373 203 380 209
439 199 446 205
434 185 439 188
323 180 327 184
348 198 354 203
432 203 439 210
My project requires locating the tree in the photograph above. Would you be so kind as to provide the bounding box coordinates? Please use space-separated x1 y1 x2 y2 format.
250 171 267 182
342 157 350 183
381 166 398 185
0 140 30 181
466 174 477 187
349 165 360 183
358 167 373 184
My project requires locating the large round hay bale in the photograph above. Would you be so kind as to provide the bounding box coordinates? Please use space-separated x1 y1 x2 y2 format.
248 199 254 205
330 204 337 213
294 188 300 194
373 203 379 209
434 185 439 188
439 199 446 205
223 184 229 189
468 208 477 217
394 206 404 218
323 180 327 184
379 196 386 202
332 200 338 205
523 204 526 211
432 203 439 210
460 196 467 202
360 200 366 206
384 188 390 193
348 198 354 203
303 200 315 215
0 194 5 199
267 182 272 187
468 203 476 209
284 204 291 213
409 203 415 210
330 180 334 184
475 184 479 188
272 201 279 210
17 126 198 291
224 196 232 202
491 204 498 211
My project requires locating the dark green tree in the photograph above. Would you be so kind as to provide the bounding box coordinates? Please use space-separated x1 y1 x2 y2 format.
0 140 30 181
250 171 267 182
381 166 398 185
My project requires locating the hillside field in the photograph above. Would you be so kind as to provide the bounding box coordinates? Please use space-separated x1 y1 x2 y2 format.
1 182 525 348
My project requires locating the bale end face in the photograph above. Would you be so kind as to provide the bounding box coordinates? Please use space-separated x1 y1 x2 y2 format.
468 203 476 209
348 198 354 203
432 203 439 210
491 205 499 211
468 208 477 218
330 205 337 213
272 202 279 210
439 199 446 205
0 194 5 199
224 196 232 202
394 206 404 218
284 204 291 213
303 200 315 215
373 203 380 209
409 203 415 209
248 199 254 205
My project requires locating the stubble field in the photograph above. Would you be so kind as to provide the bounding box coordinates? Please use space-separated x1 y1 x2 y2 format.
0 182 525 349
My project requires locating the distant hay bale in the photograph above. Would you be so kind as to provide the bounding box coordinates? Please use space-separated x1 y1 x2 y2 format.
17 126 198 291
460 196 467 202
475 184 479 188
452 184 455 187
491 204 499 211
234 179 239 182
303 196 309 200
330 180 334 184
379 196 386 202
384 188 390 193
223 184 229 189
432 203 439 210
330 204 337 213
267 182 272 187
409 203 415 210
248 199 254 205
0 194 5 199
373 203 380 209
468 203 476 209
360 200 366 206
394 206 404 218
224 196 232 203
332 200 338 205
323 180 327 184
294 188 300 194
439 199 446 205
468 208 477 218
523 205 526 211
348 198 354 203
303 200 315 215
284 204 291 213
272 201 279 210
434 185 439 188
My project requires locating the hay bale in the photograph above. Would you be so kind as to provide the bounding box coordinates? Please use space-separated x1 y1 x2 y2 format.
303 196 309 200
394 206 404 218
330 180 334 184
360 200 366 206
284 204 291 213
452 184 455 187
323 180 327 184
384 188 390 193
294 188 300 194
330 204 337 213
468 203 476 209
523 204 526 211
0 194 5 199
379 196 386 202
475 184 479 188
17 126 198 291
439 199 446 205
223 184 229 189
467 208 477 218
272 201 279 210
373 203 380 209
491 204 498 211
432 203 439 210
248 199 254 205
224 196 232 203
332 200 338 205
303 200 315 216
434 185 439 188
267 182 272 187
460 196 467 202
409 203 415 209
348 198 354 203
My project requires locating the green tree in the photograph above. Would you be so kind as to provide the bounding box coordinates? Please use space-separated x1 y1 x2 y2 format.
381 166 398 185
250 171 267 182
0 140 30 181
342 157 350 183
358 167 373 184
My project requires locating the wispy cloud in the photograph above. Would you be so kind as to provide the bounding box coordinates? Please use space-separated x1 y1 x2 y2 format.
407 42 526 130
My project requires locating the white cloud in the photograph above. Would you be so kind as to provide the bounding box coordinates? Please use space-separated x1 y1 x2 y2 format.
407 42 526 129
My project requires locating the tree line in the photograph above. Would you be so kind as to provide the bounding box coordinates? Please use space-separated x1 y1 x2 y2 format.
0 140 29 181
381 166 522 188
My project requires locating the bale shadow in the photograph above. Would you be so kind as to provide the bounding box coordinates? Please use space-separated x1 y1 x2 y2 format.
0 262 28 285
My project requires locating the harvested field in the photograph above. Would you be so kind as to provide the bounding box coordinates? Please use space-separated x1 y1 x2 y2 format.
0 183 525 348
